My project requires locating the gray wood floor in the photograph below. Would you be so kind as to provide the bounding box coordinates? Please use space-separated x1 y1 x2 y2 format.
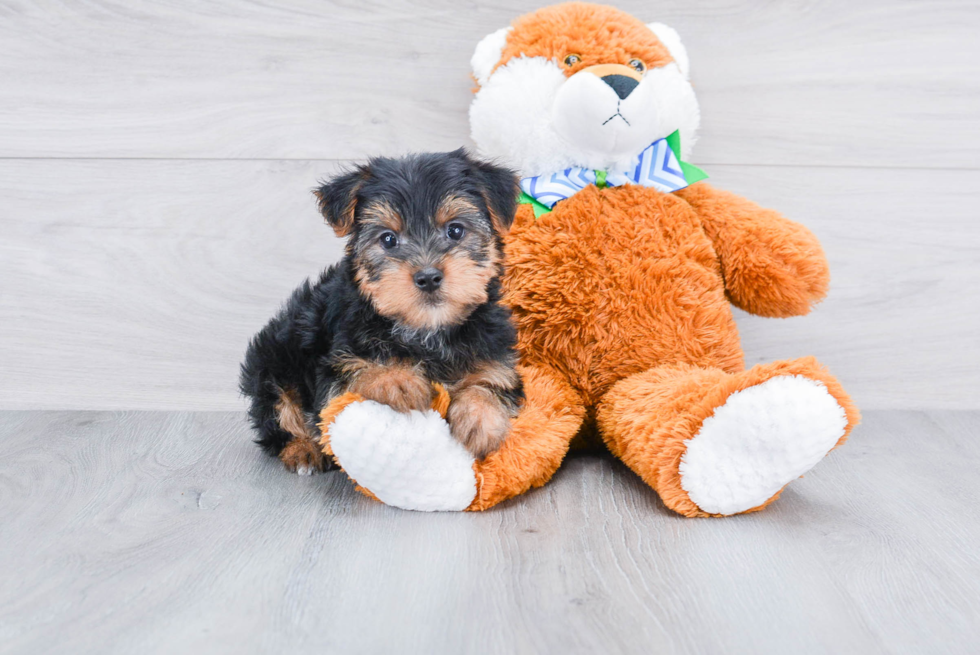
1 410 978 654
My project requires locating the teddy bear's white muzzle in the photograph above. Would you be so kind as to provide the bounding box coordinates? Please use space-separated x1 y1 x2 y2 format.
552 71 660 160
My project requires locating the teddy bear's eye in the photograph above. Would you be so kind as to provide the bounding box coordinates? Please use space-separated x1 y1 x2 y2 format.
563 54 581 67
628 58 646 73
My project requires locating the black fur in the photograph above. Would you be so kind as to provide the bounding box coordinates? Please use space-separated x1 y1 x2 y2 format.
240 150 523 463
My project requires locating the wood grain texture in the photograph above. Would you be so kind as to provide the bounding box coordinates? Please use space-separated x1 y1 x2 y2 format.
0 0 977 167
0 409 977 654
2 160 978 411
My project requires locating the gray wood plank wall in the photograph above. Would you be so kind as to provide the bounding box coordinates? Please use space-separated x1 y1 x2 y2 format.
1 0 978 411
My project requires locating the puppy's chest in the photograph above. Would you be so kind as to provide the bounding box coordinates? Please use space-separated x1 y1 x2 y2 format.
372 335 476 384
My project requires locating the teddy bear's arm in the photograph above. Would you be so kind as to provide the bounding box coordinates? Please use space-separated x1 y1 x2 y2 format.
676 182 830 318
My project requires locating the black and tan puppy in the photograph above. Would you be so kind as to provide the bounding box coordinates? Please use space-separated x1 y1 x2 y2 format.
240 150 524 474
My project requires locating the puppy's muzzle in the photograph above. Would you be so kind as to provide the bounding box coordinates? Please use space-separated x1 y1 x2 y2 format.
413 267 443 293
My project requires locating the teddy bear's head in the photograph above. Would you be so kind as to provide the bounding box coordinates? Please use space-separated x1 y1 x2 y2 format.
469 2 699 177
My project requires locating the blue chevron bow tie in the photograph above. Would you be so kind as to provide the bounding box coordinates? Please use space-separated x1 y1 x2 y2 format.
519 130 707 217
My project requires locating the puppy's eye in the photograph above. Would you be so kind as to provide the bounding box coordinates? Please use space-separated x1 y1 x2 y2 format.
446 223 465 241
563 54 581 67
628 58 646 73
379 232 398 250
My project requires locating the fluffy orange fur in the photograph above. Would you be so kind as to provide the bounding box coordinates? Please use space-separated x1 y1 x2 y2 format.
495 2 673 79
505 184 747 405
675 184 830 317
596 357 860 517
478 182 858 514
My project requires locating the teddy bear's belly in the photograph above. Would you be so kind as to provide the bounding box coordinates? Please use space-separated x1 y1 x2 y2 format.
503 185 744 405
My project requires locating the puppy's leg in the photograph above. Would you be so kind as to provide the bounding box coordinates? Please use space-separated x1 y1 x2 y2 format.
447 361 523 459
339 356 434 414
275 388 329 475
240 354 304 464
240 278 335 474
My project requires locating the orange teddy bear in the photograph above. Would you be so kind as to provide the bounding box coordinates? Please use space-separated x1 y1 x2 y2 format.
319 2 859 516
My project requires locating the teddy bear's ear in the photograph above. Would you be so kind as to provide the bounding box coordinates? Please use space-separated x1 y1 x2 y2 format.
647 22 690 79
314 166 370 238
471 26 512 87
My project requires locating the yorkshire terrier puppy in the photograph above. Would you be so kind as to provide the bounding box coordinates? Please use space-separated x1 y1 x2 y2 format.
240 150 524 474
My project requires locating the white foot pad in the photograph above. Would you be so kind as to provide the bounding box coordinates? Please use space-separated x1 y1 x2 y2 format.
679 375 847 515
328 400 477 512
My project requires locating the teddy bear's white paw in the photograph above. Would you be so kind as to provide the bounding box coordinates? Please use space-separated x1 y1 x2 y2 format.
328 400 477 511
679 375 847 515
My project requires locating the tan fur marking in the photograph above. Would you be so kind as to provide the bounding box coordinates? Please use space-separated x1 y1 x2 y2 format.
360 200 403 232
447 386 512 459
480 190 513 235
441 251 497 313
447 361 520 459
355 260 434 328
316 177 366 237
334 354 374 379
455 360 521 393
275 387 312 440
435 196 481 227
357 250 498 330
279 436 326 472
337 186 359 236
346 360 433 413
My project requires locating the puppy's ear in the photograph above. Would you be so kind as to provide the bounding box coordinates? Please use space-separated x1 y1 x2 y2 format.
314 167 370 237
454 149 519 235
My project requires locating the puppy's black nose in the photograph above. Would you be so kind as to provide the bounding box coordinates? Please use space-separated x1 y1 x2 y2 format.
413 267 443 293
601 74 638 100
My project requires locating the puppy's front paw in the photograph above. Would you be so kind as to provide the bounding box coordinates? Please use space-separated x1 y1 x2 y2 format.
447 387 512 459
352 364 433 414
280 436 328 475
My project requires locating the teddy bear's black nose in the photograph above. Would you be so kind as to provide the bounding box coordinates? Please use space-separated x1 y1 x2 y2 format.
601 74 639 100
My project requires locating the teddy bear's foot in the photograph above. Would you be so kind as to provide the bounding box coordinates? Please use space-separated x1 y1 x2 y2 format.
678 375 846 515
327 400 477 512
318 365 586 512
597 357 860 517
